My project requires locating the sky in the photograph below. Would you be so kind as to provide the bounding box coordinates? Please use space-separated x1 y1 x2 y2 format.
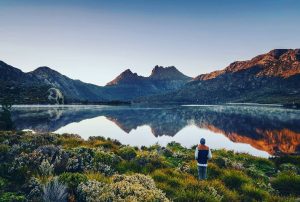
0 0 300 86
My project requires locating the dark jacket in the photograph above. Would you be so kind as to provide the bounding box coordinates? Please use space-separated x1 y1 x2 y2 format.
194 144 212 166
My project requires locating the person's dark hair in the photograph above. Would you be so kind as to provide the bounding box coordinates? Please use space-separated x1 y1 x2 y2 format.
200 138 205 145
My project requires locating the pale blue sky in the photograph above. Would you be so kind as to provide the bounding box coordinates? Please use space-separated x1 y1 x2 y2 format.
0 0 300 85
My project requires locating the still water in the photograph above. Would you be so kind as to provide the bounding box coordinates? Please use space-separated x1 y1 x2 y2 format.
10 104 300 158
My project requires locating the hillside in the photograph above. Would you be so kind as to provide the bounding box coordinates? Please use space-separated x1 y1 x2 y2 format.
29 66 106 103
0 131 299 201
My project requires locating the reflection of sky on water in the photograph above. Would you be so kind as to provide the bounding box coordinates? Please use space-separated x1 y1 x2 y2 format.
55 116 270 158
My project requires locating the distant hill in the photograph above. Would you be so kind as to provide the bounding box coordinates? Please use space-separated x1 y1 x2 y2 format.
29 66 105 102
0 61 191 104
136 49 300 104
0 61 50 104
0 61 106 104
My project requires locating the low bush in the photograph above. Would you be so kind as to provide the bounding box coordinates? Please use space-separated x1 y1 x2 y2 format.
222 170 250 190
0 192 26 202
93 150 120 166
271 171 300 196
58 172 88 193
118 146 137 160
279 163 298 173
271 155 300 169
78 174 169 202
207 163 222 179
241 184 270 202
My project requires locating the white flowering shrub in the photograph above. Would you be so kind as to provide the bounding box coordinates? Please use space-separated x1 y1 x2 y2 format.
94 150 121 166
39 159 54 176
176 162 191 173
78 174 170 202
66 147 94 172
93 162 115 176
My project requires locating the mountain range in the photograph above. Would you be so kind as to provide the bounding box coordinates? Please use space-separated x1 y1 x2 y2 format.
137 49 300 104
0 48 299 104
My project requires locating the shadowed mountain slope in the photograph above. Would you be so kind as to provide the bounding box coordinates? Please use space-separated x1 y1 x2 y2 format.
137 49 300 104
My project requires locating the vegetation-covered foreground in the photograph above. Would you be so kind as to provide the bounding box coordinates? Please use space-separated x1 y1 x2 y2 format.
0 131 300 202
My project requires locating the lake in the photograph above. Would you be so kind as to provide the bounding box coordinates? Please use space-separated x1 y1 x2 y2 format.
10 104 300 158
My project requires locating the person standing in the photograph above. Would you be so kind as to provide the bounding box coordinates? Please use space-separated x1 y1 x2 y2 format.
195 138 212 180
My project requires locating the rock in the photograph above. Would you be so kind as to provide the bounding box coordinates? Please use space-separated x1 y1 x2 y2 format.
47 88 64 104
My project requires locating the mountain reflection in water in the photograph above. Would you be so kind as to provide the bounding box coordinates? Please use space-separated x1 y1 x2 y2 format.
11 105 300 157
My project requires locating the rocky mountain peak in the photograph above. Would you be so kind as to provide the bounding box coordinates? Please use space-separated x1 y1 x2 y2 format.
121 69 136 76
32 66 59 75
268 49 290 59
150 65 191 80
30 66 66 81
194 48 300 81
106 69 143 86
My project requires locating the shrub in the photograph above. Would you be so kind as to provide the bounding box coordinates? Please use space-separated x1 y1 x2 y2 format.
161 147 173 158
77 180 113 202
0 144 9 161
42 177 68 202
176 162 191 173
0 177 7 190
214 156 227 168
207 163 222 179
151 169 183 188
118 146 137 160
170 179 239 202
94 150 120 166
242 184 270 202
66 147 94 172
93 162 115 176
135 151 165 171
271 172 300 196
222 170 250 190
78 174 169 202
207 180 240 202
59 135 84 148
85 172 109 183
166 141 184 151
279 163 298 173
39 159 54 177
24 177 43 202
115 160 142 174
253 158 275 176
0 192 26 202
271 156 300 169
246 165 268 180
58 172 88 193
